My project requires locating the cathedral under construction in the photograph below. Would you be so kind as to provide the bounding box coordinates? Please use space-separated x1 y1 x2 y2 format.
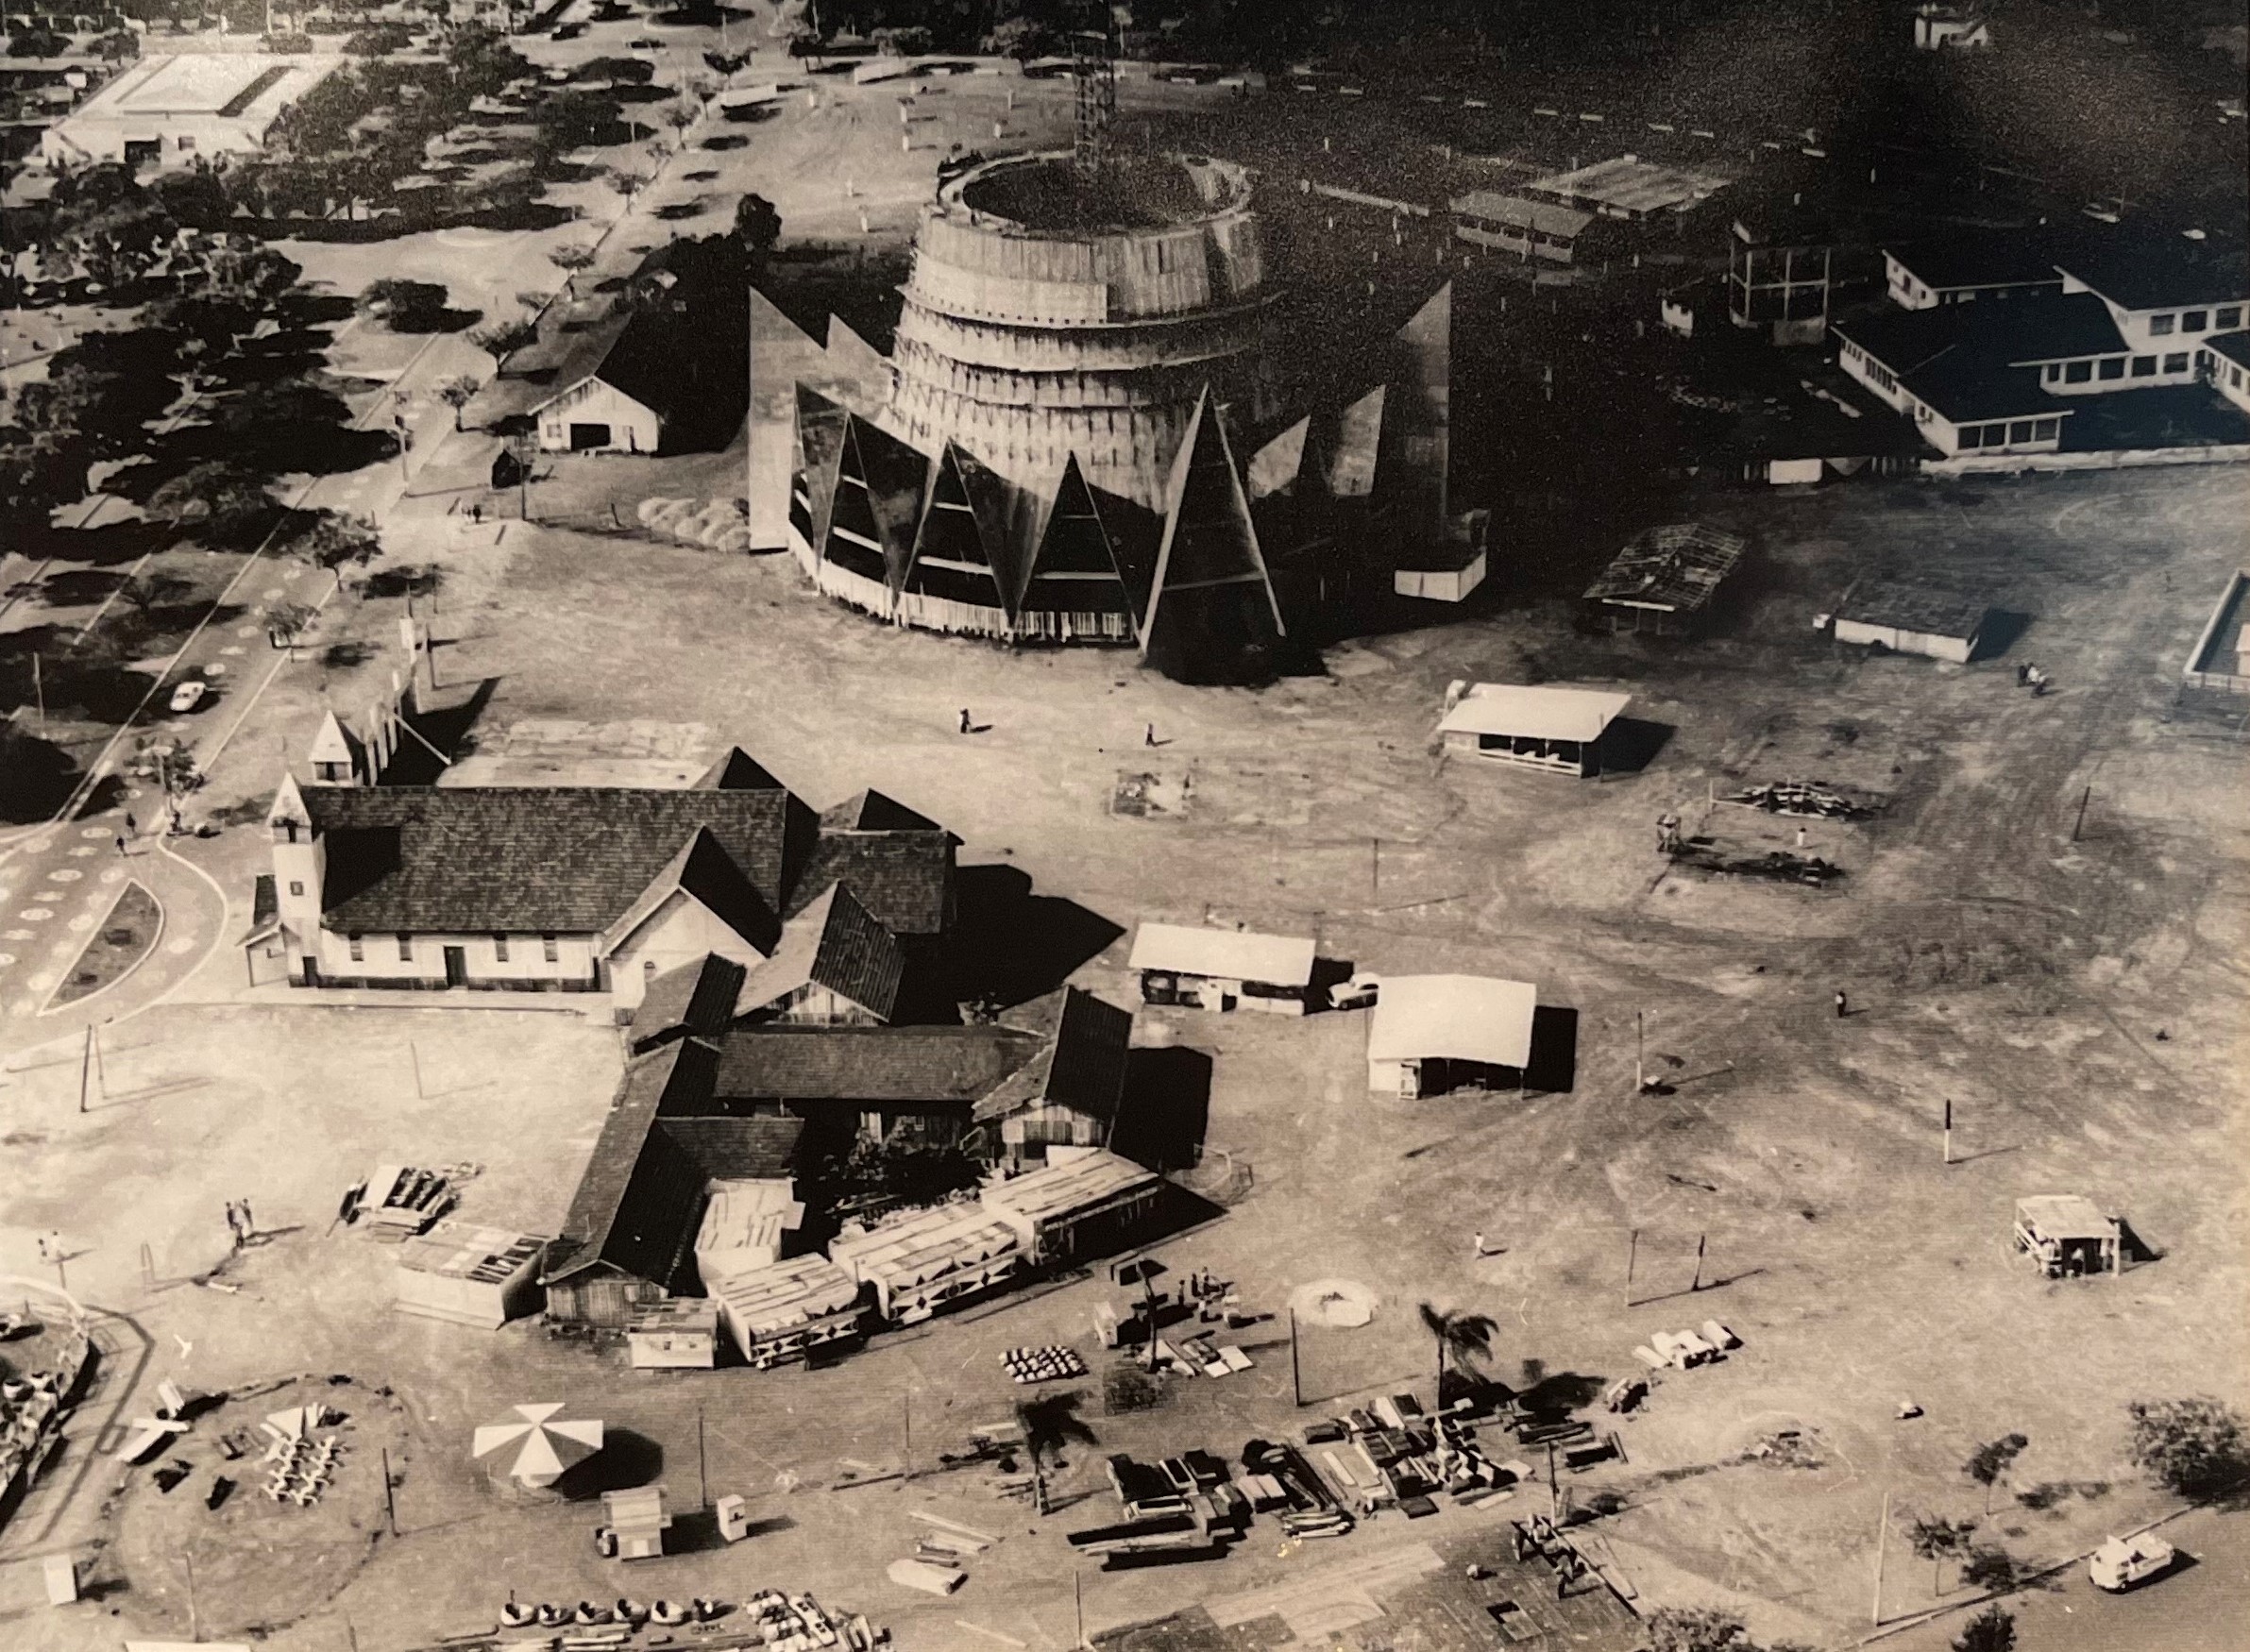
755 143 1454 683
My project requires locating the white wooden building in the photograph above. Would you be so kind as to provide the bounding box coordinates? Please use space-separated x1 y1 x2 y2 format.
1826 581 1988 664
1438 683 1632 777
1127 922 1317 1015
1366 975 1537 1099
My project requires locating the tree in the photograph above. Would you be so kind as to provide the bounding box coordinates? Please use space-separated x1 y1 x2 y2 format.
546 242 597 294
7 26 70 58
94 29 142 62
1415 1303 1497 1405
603 164 651 206
660 96 701 140
358 277 451 331
733 192 781 276
148 462 277 548
1958 1546 2019 1593
1905 1515 1978 1597
1965 1434 2028 1513
285 510 381 573
265 598 318 657
1952 1605 2016 1652
983 15 1056 60
149 163 234 230
436 375 483 431
1644 1608 1749 1652
143 292 260 363
469 318 537 361
2126 1397 2248 1500
786 24 826 66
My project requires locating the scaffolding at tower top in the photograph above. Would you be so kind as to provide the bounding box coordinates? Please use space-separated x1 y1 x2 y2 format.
1070 8 1118 179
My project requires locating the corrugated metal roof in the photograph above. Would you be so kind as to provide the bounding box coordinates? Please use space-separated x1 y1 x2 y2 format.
1367 975 1537 1070
1126 922 1316 986
1449 191 1593 240
982 1149 1159 1226
1439 684 1631 744
710 1254 862 1336
829 1202 1023 1290
1834 579 1988 639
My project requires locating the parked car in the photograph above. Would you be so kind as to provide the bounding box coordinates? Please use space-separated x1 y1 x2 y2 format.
629 36 662 50
2089 1534 2175 1592
1328 972 1380 1011
167 679 208 713
550 21 584 38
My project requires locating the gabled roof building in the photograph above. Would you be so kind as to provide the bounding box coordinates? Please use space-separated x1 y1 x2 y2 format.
259 747 953 1010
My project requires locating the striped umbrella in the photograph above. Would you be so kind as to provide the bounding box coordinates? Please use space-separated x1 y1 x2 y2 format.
471 1403 603 1490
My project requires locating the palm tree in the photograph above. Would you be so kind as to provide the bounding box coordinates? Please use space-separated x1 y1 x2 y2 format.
1417 1303 1498 1404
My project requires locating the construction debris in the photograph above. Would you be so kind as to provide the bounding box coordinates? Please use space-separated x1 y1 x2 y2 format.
1717 779 1877 818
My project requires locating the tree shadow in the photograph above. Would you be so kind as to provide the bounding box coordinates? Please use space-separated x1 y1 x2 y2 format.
1970 610 2034 664
1109 1045 1212 1172
945 864 1125 1009
1516 1371 1607 1416
1017 1389 1099 1466
1523 1006 1578 1095
0 727 81 823
1307 955 1356 1009
1597 717 1672 776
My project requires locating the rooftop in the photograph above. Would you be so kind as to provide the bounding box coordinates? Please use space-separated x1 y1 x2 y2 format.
1524 155 1734 218
2060 236 2250 312
982 1150 1159 1226
709 1254 862 1336
714 1024 1043 1105
1366 975 1538 1070
1834 578 1988 640
1439 683 1632 744
1449 192 1594 240
1884 233 2070 294
1583 524 1749 615
395 1223 545 1282
2015 1194 2116 1240
2204 329 2250 370
829 1201 1022 1288
74 52 343 122
1125 922 1317 986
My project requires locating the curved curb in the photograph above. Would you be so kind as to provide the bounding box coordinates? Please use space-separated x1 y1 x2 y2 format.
36 877 164 1020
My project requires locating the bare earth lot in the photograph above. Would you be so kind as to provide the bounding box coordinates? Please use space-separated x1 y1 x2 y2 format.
3 460 2235 1648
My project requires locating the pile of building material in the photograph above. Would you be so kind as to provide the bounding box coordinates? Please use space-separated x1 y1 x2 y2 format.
1667 841 1845 885
1632 1320 1741 1373
358 1165 457 1239
1718 780 1874 818
1001 1345 1087 1384
892 1513 992 1594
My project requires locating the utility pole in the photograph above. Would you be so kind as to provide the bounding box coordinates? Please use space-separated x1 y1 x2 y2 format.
1545 1441 1558 1522
1871 1489 1890 1627
1942 1098 1954 1166
901 1391 912 1483
380 1446 399 1537
1634 1010 1645 1093
1624 1228 1638 1309
1370 835 1379 895
184 1552 198 1643
32 650 42 731
77 1024 93 1114
1074 1568 1086 1650
697 1405 707 1510
1690 1233 1706 1293
409 1040 424 1099
2072 785 2091 842
1289 1306 1302 1408
93 1021 107 1098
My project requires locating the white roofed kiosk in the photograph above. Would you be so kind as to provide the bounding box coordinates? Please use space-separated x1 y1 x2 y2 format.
2013 1195 2123 1279
1366 975 1538 1099
1438 683 1633 778
1127 921 1317 1015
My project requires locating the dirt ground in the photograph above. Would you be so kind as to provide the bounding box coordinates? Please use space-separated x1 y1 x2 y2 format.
8 457 2214 1649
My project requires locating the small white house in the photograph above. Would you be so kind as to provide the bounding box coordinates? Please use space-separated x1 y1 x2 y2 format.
1913 6 1991 50
1127 921 1318 1015
1366 974 1537 1098
1826 580 1988 664
1438 683 1632 777
532 311 687 455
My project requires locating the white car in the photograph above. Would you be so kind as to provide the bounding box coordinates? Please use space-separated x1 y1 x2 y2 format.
1328 972 1381 1011
2089 1533 2175 1592
167 680 208 714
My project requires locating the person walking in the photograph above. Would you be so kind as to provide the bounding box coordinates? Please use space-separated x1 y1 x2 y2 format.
125 811 137 836
225 1203 243 1249
1794 825 1808 851
2015 662 2029 687
237 1199 254 1242
1834 989 1848 1020
958 708 972 734
114 834 127 857
1144 722 1157 748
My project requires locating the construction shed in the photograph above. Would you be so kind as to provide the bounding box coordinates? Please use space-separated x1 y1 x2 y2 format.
710 1254 866 1369
2012 1195 2122 1278
693 1178 804 1288
1583 524 1749 637
2184 569 2250 694
983 1149 1165 1265
1438 683 1633 777
1826 581 1988 663
1128 922 1317 1015
1366 975 1538 1098
393 1223 546 1329
828 1203 1024 1324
